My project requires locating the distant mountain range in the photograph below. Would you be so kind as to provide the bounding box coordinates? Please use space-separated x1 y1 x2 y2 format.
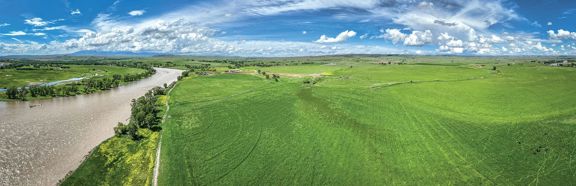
1 51 575 59
0 51 177 59
69 50 164 57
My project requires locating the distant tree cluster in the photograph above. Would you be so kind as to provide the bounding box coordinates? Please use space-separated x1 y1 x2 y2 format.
185 64 213 71
375 61 409 66
9 64 73 71
0 63 27 70
151 61 176 68
272 74 280 82
29 86 55 97
256 70 280 82
177 70 191 81
539 59 576 67
183 59 320 69
184 64 216 76
5 87 26 100
122 70 155 81
1 59 154 69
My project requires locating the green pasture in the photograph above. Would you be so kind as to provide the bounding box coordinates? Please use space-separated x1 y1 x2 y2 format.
159 62 576 185
243 64 347 74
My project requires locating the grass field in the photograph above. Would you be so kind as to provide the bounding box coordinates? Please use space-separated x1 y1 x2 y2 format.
60 129 159 186
159 61 576 185
243 64 346 74
0 65 146 88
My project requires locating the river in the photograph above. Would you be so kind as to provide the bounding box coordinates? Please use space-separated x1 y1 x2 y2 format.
0 68 182 186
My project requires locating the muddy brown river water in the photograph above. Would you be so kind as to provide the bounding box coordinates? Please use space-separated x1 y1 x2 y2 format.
0 68 182 186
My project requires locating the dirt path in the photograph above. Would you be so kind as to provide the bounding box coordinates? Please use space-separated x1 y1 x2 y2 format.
152 82 178 186
276 73 322 78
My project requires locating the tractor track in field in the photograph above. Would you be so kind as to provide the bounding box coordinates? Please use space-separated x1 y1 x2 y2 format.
211 127 263 184
369 77 484 89
398 100 495 184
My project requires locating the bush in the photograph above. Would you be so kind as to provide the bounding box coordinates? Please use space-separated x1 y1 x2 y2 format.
114 122 129 136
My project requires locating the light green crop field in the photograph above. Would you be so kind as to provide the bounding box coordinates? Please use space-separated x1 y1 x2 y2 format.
159 62 576 185
0 65 146 88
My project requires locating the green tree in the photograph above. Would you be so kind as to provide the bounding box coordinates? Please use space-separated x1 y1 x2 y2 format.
17 88 28 100
6 87 18 99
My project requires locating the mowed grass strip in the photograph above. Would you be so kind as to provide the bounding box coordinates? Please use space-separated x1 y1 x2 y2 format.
160 64 576 185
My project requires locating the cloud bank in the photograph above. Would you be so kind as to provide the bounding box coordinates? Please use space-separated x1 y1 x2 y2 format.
0 0 573 56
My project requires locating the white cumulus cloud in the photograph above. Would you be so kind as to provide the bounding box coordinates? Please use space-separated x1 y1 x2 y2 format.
403 30 432 46
128 10 146 16
384 29 406 44
315 30 356 43
384 29 432 46
533 42 553 52
548 29 576 40
71 9 82 15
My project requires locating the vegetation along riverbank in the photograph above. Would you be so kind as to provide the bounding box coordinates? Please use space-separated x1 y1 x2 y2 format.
59 69 190 185
0 60 156 101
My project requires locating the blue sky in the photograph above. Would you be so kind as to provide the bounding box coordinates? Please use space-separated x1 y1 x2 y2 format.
0 0 575 56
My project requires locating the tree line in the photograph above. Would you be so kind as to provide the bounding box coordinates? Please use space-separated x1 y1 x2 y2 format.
114 86 166 140
1 60 154 70
114 71 184 140
257 70 281 82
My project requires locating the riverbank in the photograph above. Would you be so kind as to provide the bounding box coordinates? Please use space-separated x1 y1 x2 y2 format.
60 70 188 185
60 129 160 185
1 67 154 101
0 68 182 185
0 65 146 88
